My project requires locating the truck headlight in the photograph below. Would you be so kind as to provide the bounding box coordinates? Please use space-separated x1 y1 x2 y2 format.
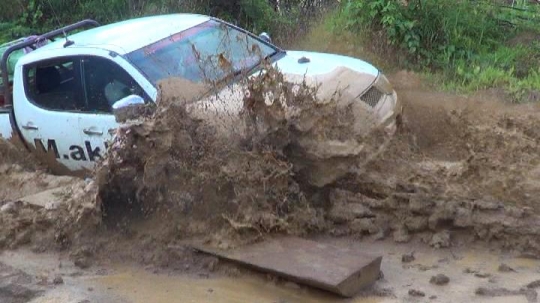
374 73 393 95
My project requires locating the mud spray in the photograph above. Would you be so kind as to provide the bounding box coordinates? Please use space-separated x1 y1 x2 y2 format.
1 64 540 270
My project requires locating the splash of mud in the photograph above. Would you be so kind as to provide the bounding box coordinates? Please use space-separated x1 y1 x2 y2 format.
95 64 354 245
0 179 99 252
92 64 540 257
0 138 97 252
2 65 540 268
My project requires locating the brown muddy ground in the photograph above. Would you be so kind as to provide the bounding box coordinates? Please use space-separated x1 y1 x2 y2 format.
0 139 73 201
2 54 540 302
86 64 540 255
1 240 540 303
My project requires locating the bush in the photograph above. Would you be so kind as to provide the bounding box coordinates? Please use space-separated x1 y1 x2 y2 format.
342 0 510 68
338 0 540 102
0 0 326 43
0 0 24 23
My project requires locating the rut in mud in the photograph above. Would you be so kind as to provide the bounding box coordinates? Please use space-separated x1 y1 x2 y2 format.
0 139 99 253
2 65 540 266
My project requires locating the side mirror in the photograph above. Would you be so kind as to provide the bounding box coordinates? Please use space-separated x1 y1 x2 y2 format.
112 95 151 123
259 32 272 44
112 94 145 111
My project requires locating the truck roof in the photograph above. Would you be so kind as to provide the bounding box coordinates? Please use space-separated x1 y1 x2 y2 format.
24 14 210 57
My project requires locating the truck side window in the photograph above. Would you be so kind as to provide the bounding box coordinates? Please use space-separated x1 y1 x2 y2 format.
82 57 146 112
24 58 84 111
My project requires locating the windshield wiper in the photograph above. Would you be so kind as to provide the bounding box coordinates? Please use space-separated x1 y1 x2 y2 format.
214 50 285 85
242 50 284 77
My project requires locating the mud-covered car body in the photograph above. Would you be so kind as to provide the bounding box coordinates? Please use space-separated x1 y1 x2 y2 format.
0 14 400 174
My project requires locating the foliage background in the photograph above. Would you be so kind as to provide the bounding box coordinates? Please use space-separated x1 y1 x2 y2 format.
332 0 540 102
0 0 333 44
1 0 539 102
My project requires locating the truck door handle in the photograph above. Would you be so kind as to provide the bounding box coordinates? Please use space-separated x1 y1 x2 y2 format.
22 122 39 130
83 128 103 136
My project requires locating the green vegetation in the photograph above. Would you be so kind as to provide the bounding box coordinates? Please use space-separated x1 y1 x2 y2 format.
0 0 326 45
335 0 540 102
1 0 538 102
0 23 14 44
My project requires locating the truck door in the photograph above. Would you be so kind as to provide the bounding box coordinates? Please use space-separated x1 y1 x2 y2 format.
13 55 152 174
14 56 88 173
78 55 151 167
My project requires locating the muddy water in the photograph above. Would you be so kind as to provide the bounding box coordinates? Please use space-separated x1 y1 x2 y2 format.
3 240 539 303
94 269 384 303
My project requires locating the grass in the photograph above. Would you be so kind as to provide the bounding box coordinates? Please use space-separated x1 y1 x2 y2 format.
327 0 540 103
436 40 540 102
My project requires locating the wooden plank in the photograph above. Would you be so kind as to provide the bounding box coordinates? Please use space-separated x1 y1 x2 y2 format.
18 186 68 208
193 237 382 297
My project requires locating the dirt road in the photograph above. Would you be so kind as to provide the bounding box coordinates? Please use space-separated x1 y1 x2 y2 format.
1 239 539 303
2 52 540 302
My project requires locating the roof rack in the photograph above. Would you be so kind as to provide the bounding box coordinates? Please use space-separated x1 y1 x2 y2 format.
1 19 100 106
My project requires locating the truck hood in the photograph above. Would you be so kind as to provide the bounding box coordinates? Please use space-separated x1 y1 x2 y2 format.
273 51 381 108
162 50 391 138
276 50 379 79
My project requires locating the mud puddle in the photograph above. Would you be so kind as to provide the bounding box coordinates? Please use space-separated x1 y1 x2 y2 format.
93 269 382 303
95 249 539 303
2 239 540 303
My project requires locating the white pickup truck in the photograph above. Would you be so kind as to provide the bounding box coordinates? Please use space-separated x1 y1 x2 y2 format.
0 14 401 175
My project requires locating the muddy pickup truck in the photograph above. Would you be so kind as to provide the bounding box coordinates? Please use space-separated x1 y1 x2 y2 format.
0 14 401 175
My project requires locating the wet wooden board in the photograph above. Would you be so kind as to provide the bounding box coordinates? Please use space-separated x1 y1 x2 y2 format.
193 237 382 297
18 186 69 208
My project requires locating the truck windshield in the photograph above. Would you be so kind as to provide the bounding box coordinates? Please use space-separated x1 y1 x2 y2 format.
126 20 279 85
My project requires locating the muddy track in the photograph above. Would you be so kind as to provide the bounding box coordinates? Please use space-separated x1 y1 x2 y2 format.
2 69 540 253
321 71 540 253
1 68 540 303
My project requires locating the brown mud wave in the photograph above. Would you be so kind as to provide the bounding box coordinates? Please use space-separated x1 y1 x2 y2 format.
93 66 540 256
2 68 540 264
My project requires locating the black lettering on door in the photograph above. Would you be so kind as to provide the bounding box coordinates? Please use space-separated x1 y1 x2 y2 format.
85 141 102 161
34 139 60 159
69 145 88 161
